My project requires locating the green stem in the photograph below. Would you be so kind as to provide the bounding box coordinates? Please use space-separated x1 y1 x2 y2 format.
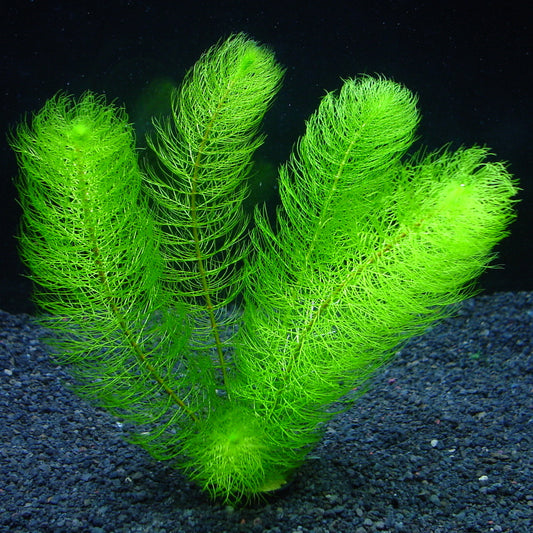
279 226 411 394
80 176 199 422
187 81 240 395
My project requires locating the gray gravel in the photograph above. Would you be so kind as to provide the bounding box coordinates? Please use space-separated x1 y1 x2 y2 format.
1 291 532 532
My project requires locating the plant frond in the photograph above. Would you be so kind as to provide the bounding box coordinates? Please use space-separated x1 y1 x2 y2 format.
236 77 518 461
143 33 285 394
10 92 202 458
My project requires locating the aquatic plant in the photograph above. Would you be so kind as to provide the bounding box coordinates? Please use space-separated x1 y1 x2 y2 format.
9 33 517 503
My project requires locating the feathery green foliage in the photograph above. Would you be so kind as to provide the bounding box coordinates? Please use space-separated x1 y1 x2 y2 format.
143 34 284 402
10 33 518 504
9 92 200 451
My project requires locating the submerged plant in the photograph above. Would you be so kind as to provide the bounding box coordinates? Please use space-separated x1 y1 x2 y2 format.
9 33 517 503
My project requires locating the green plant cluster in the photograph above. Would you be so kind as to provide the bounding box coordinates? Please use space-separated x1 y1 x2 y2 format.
9 33 518 503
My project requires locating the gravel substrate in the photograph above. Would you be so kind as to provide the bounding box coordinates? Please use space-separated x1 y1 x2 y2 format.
1 291 532 533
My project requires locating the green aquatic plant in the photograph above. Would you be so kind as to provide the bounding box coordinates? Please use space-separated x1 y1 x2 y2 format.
9 33 517 504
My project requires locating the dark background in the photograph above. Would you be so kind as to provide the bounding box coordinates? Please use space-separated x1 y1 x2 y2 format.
1 1 531 314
